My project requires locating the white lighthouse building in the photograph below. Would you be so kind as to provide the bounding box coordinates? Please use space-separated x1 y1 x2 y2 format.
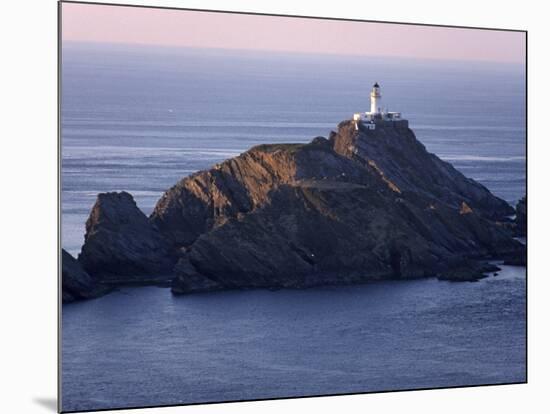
370 82 382 114
353 82 406 130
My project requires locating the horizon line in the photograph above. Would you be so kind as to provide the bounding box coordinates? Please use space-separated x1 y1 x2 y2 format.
62 40 526 66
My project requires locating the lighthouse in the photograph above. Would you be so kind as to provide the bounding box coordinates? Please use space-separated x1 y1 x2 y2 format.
370 82 382 114
352 82 407 130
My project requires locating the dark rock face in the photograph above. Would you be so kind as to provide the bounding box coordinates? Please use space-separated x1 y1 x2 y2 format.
170 257 222 294
331 121 514 219
150 142 324 247
73 119 524 296
78 192 177 283
146 121 523 294
503 248 527 266
515 196 527 237
62 249 102 302
437 260 501 282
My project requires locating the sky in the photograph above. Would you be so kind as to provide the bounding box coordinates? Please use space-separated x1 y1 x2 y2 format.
61 2 526 63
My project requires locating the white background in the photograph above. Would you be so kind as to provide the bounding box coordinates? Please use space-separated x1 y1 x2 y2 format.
0 0 547 413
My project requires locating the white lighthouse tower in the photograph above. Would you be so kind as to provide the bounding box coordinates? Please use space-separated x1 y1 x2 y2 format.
370 82 382 114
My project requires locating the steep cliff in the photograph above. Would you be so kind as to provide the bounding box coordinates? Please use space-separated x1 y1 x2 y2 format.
331 120 513 219
146 121 522 293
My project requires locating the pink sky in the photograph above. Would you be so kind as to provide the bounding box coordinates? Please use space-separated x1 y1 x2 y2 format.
61 2 525 63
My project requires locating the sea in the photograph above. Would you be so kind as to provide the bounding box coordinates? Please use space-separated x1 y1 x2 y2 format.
61 42 526 412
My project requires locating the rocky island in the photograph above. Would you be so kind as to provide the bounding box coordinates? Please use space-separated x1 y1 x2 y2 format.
62 84 526 302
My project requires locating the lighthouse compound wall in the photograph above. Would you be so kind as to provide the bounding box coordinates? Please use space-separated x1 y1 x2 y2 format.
356 119 409 133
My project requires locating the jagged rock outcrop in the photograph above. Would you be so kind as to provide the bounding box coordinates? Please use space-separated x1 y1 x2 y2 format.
144 120 524 294
515 196 527 237
62 249 103 302
72 119 524 297
78 191 177 284
150 141 344 247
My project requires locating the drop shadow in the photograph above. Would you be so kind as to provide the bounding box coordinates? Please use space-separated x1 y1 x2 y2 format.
33 397 57 412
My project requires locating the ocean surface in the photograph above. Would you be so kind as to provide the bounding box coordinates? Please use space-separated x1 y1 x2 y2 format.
61 43 526 412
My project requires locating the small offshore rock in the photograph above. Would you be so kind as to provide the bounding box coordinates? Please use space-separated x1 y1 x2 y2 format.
62 249 105 302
